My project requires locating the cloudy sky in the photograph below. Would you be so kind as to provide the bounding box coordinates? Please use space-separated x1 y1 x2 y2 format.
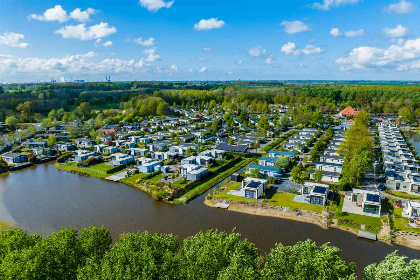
0 0 419 82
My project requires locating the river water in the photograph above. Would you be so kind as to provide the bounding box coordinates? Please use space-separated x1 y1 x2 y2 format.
0 162 419 275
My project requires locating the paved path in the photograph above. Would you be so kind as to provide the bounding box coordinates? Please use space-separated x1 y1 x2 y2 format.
106 171 128 182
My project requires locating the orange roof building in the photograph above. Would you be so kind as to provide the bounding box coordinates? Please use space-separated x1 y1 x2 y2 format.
339 106 359 117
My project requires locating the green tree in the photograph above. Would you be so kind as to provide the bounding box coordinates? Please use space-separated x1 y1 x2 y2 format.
260 240 356 280
47 135 57 147
274 156 289 169
179 230 259 280
258 116 270 135
5 116 18 127
313 169 323 182
363 251 420 280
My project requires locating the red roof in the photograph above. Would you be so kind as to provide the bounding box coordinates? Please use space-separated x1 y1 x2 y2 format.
339 106 359 116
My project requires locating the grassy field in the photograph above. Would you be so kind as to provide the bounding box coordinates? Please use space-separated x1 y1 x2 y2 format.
121 173 149 184
55 163 110 179
171 179 189 189
89 162 116 173
268 192 324 213
212 182 257 204
388 191 420 200
145 173 162 183
334 197 382 233
173 156 255 204
391 207 420 233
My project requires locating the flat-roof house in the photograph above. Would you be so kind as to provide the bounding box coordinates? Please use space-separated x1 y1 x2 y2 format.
216 143 248 153
180 164 208 181
241 177 268 199
344 188 382 217
74 150 96 162
111 153 134 166
76 138 95 148
1 152 28 164
405 201 420 218
126 148 148 157
55 143 76 152
301 182 329 206
248 164 282 179
26 141 48 148
268 151 297 159
258 157 277 167
138 161 161 174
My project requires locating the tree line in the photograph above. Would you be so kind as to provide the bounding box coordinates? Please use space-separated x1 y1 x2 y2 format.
0 226 418 279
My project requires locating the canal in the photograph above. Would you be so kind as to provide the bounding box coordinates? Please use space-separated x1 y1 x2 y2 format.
0 162 419 275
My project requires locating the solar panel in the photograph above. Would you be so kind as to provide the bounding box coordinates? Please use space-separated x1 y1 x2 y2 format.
246 181 261 189
366 194 381 203
312 186 327 195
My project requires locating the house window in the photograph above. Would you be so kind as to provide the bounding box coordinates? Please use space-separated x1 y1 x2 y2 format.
396 183 400 190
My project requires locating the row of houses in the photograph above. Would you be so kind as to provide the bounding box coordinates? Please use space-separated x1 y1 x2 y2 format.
379 125 420 194
310 129 345 183
283 128 318 152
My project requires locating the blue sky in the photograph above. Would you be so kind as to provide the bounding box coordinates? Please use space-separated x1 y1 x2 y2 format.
0 0 419 82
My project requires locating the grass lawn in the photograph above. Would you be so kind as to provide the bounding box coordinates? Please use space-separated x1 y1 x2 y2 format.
173 156 255 204
145 173 162 183
335 213 382 228
55 163 109 179
392 207 420 233
89 162 116 173
121 173 149 185
213 182 257 204
171 179 189 189
268 192 324 213
336 197 382 229
388 191 420 200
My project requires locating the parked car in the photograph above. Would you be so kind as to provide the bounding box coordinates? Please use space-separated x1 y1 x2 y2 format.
377 183 385 191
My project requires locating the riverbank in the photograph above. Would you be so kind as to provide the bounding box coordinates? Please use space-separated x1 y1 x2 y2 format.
205 198 328 229
205 197 420 250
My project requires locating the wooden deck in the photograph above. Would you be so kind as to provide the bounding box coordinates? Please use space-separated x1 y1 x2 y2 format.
357 230 377 241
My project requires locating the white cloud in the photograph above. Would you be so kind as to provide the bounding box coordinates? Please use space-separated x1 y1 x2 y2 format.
383 24 408 38
280 42 296 54
134 37 155 46
249 46 266 57
330 28 364 37
198 57 206 61
194 18 225 31
187 68 194 73
139 0 174 12
237 60 243 64
344 29 364 37
330 28 342 37
169 64 179 74
281 20 311 34
281 42 325 55
29 5 69 23
103 41 113 47
0 51 164 75
203 47 212 52
386 0 414 14
0 32 29 48
312 0 361 11
29 5 96 23
265 56 275 65
70 8 96 22
336 37 420 70
55 22 117 40
199 67 208 73
143 48 160 62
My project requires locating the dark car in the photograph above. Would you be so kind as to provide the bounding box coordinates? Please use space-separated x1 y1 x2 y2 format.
377 183 385 191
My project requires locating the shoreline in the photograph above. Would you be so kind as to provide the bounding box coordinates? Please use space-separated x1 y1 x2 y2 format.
204 198 420 250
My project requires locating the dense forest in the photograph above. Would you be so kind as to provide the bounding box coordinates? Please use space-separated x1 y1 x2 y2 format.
1 82 420 123
0 226 418 279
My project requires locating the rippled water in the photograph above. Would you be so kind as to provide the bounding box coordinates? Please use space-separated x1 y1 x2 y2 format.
0 163 418 275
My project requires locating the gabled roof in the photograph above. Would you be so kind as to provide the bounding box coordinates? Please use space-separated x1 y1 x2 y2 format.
339 106 359 116
216 143 248 153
